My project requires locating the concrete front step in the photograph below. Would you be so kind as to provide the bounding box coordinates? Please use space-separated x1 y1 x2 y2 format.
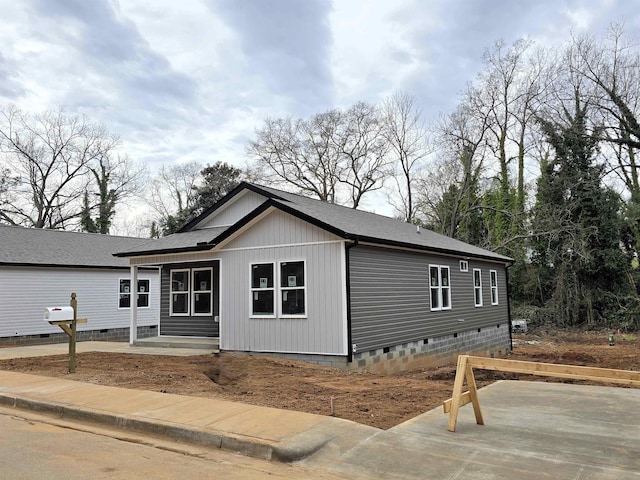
134 336 220 351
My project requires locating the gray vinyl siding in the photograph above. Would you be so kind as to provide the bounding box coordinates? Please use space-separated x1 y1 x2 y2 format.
219 210 346 355
349 245 509 352
160 261 220 337
0 266 159 338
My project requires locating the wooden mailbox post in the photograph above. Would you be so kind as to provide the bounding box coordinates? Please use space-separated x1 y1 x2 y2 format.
46 292 87 373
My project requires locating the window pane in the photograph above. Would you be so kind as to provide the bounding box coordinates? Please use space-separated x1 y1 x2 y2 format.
194 293 211 314
120 279 131 294
441 267 449 286
251 264 273 289
280 261 304 287
171 271 189 292
442 287 450 308
194 270 212 291
474 270 481 286
281 288 305 315
490 271 497 287
252 290 274 315
430 267 439 287
430 288 440 309
138 279 149 293
137 293 149 308
491 290 498 304
172 293 188 314
475 289 482 306
119 294 130 308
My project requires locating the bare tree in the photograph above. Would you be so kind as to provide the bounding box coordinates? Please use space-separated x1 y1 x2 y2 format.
148 161 202 220
249 113 342 203
419 99 491 245
0 106 122 229
381 92 430 222
147 161 203 235
336 102 390 208
249 103 391 208
81 153 145 234
569 24 640 199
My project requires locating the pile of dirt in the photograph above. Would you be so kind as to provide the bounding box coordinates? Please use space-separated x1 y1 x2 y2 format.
0 331 637 429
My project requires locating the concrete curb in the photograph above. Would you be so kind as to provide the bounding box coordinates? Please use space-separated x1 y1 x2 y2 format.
0 393 328 462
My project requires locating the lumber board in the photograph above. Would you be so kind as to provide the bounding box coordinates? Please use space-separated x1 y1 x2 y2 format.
443 391 472 413
466 356 640 386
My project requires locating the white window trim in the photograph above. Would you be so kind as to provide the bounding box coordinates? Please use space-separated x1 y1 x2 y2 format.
459 260 469 272
170 268 191 316
279 259 308 319
192 267 213 316
429 265 452 311
473 268 483 307
490 270 499 305
118 278 150 310
250 262 276 318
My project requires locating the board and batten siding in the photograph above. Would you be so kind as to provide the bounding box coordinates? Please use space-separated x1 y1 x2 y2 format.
218 209 346 355
199 190 266 228
349 245 510 352
160 261 220 337
0 266 159 338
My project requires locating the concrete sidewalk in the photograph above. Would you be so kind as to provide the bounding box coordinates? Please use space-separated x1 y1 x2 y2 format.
0 370 379 462
0 340 216 359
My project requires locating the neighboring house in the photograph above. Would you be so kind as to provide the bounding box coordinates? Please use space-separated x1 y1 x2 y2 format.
116 183 513 372
0 226 160 345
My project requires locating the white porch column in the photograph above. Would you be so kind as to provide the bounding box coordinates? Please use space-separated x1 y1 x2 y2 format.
129 265 138 345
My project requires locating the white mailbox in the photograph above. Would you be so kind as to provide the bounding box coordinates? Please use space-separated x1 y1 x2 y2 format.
44 306 75 322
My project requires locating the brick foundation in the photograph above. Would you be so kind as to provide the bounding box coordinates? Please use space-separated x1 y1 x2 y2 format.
0 325 158 347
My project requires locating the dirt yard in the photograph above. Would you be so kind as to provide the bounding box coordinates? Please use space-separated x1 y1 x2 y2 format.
0 331 637 430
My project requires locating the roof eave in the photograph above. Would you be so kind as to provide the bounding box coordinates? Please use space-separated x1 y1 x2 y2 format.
354 236 514 264
113 244 215 258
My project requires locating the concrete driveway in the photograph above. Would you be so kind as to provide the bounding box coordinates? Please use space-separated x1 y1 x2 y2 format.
305 380 640 479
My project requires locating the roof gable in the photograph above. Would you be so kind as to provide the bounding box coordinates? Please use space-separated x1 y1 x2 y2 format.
115 182 512 263
193 189 267 229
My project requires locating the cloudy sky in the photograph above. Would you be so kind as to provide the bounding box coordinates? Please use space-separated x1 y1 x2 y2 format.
1 0 638 221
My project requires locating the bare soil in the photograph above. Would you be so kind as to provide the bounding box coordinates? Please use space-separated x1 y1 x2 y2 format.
0 331 638 430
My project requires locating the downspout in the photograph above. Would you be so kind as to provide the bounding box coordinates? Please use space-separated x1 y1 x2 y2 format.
345 237 359 363
505 263 513 353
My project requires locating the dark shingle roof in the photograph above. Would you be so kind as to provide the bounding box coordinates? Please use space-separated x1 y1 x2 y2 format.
113 227 229 257
115 183 512 263
255 185 512 262
0 225 151 268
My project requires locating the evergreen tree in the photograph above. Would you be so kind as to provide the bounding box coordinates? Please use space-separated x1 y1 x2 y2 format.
160 161 243 235
531 94 632 327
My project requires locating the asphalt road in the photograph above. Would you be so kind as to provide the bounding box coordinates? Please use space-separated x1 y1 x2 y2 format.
0 408 353 480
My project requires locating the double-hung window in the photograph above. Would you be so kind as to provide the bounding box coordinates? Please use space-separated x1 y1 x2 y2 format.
490 270 499 305
170 268 214 316
429 265 451 311
251 263 275 317
250 260 307 318
280 261 306 316
119 279 149 308
473 269 483 307
170 269 190 315
193 268 213 315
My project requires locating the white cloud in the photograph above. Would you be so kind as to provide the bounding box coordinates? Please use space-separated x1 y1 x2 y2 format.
1 0 639 232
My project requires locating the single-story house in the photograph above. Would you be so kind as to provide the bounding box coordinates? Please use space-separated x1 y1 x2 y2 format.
116 182 513 372
0 225 160 345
